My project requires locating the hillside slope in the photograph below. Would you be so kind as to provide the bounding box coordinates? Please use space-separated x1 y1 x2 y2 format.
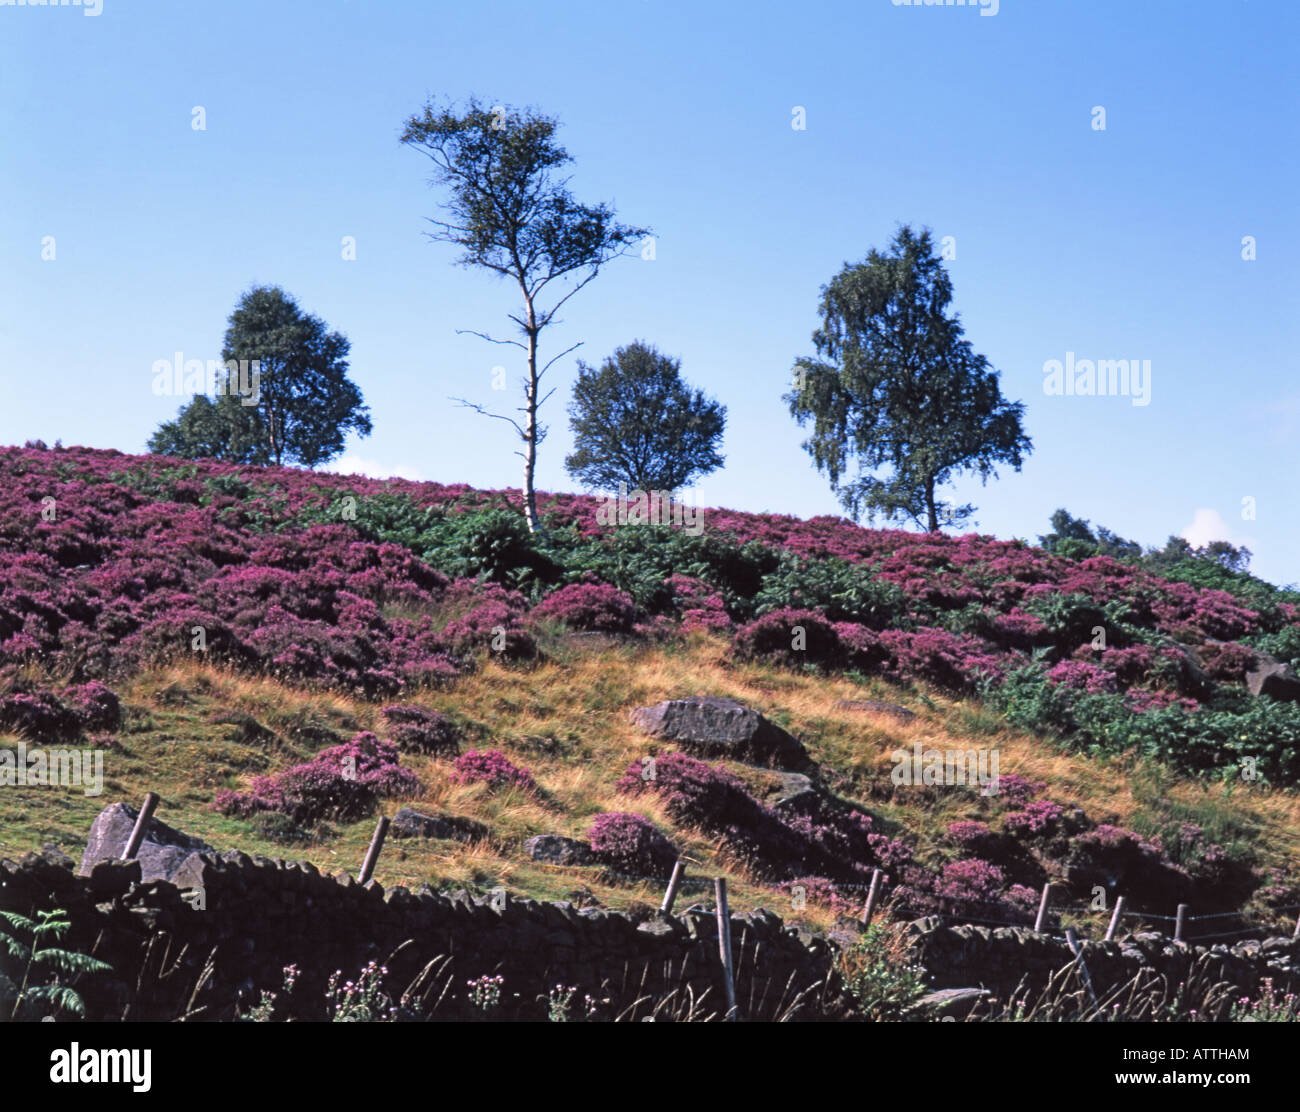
2 443 1299 939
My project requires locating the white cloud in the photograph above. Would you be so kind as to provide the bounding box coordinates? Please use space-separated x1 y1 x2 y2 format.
324 455 424 482
1180 508 1253 551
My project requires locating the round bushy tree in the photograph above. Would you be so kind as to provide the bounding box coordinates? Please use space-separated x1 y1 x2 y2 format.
565 341 725 493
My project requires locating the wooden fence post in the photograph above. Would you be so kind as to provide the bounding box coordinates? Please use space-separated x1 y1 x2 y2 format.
714 878 737 1022
1174 904 1189 944
860 868 882 926
1065 927 1099 1012
1033 883 1052 933
121 792 161 861
1105 895 1126 942
357 816 390 885
661 859 686 916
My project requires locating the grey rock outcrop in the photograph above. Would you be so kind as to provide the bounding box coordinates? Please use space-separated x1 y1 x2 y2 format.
1246 656 1300 703
524 834 595 866
389 808 489 843
78 801 213 883
630 696 810 770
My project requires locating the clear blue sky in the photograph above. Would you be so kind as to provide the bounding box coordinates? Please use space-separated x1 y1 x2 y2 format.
3 0 1297 583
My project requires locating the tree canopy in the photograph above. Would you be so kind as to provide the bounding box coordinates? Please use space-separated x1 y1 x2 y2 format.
565 340 725 493
149 285 371 469
400 97 649 533
786 225 1031 533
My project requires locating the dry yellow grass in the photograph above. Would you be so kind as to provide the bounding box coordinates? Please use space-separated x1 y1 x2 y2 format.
2 635 1296 935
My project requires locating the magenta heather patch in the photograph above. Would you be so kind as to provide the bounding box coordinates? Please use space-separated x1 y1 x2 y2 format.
438 580 536 661
0 689 80 741
1003 799 1065 836
531 582 638 633
62 681 122 732
666 574 733 633
212 730 418 826
875 627 1005 692
1047 659 1118 694
990 773 1045 808
933 858 1008 903
586 812 677 876
450 749 536 792
731 608 844 669
379 704 461 755
946 820 993 847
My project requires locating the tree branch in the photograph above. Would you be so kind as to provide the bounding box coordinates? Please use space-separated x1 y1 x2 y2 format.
539 342 583 378
455 329 527 350
449 396 526 439
534 269 601 328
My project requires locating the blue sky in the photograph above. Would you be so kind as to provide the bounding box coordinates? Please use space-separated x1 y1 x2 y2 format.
3 0 1297 583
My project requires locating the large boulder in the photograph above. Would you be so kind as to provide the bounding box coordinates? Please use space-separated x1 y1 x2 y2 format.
629 696 810 770
78 801 213 883
1246 657 1300 703
389 808 489 843
767 772 819 816
524 834 595 866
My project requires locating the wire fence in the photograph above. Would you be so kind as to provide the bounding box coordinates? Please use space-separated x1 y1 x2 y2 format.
526 859 1300 947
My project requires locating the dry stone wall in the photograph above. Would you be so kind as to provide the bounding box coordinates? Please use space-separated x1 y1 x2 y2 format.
907 917 1300 1011
0 848 851 1021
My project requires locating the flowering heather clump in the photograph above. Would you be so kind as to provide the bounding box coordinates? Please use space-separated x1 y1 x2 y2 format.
731 608 844 669
616 752 759 837
314 732 421 797
782 807 878 872
989 608 1051 650
379 704 461 756
1123 689 1199 714
876 627 1005 692
1197 640 1258 685
0 689 80 741
212 731 418 825
63 681 122 732
1047 659 1118 695
586 812 677 876
665 575 732 633
865 833 914 872
1077 824 1148 852
990 773 1045 808
1003 799 1065 837
531 582 638 633
946 820 993 848
932 858 1008 904
450 749 536 792
832 622 889 671
438 580 536 661
1006 884 1040 911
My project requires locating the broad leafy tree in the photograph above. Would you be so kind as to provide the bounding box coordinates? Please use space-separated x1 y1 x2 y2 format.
565 340 725 492
786 226 1031 533
150 285 371 468
400 97 650 533
148 392 264 463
